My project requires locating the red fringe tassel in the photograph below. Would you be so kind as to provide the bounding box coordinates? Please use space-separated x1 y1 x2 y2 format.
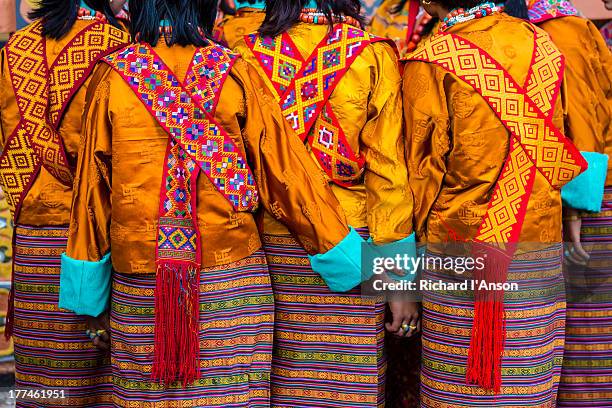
466 243 512 393
152 262 201 386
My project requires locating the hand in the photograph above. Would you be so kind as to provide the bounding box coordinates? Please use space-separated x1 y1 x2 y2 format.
85 312 110 351
563 208 589 266
385 301 421 338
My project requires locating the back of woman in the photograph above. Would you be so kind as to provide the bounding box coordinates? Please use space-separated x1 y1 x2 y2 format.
235 1 417 407
528 1 612 405
403 0 605 405
60 0 363 405
0 1 128 405
217 0 266 48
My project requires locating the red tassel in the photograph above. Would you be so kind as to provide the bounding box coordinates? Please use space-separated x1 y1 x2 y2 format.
466 243 512 393
152 262 200 386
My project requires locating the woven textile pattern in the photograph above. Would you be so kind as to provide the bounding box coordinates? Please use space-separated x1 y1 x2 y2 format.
262 228 387 408
558 188 612 406
528 0 580 24
245 24 389 185
408 29 585 246
13 225 112 407
48 22 130 128
104 44 258 213
110 251 274 407
1 21 129 219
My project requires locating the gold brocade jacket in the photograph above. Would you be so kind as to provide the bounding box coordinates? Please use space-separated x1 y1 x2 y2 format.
404 14 565 244
217 9 265 49
66 41 351 274
0 20 105 226
235 22 414 244
538 16 612 186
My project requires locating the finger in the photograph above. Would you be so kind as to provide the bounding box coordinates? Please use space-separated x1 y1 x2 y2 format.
394 319 408 337
385 309 403 333
93 337 109 351
101 315 111 332
404 316 418 338
566 247 584 266
98 331 110 343
573 242 590 263
568 225 589 263
87 319 97 333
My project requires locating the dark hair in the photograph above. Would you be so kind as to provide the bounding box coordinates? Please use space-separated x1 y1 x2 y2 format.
259 0 364 38
219 0 236 16
129 0 217 47
503 0 529 19
30 0 120 39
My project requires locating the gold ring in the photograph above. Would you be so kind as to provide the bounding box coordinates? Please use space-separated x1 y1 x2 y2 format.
96 329 106 336
401 323 409 331
409 325 417 330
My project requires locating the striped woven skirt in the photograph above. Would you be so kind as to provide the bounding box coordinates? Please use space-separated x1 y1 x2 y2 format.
12 225 112 407
420 244 566 407
111 249 273 407
262 229 386 408
558 187 612 406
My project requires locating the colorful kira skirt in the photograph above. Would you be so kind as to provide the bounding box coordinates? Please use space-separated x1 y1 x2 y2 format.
12 225 112 407
110 249 273 407
262 228 386 408
420 244 566 407
558 187 612 407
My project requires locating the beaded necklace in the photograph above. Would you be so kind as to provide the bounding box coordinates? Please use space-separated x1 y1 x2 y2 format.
440 2 504 32
406 9 433 53
299 8 361 27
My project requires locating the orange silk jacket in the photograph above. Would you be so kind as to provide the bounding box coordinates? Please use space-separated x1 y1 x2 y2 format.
65 41 351 273
538 16 612 186
0 20 127 226
404 14 566 244
235 22 414 245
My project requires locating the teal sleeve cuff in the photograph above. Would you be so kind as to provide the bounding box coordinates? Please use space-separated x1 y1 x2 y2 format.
59 252 112 317
562 152 609 212
308 227 365 293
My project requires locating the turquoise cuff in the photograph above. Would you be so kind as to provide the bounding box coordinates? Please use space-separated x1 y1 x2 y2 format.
561 152 609 212
59 252 112 317
235 0 265 9
309 227 365 293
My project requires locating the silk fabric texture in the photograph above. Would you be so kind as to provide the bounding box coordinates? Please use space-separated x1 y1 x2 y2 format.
404 13 566 246
0 20 98 226
217 9 266 49
235 22 414 244
537 16 612 186
66 40 351 273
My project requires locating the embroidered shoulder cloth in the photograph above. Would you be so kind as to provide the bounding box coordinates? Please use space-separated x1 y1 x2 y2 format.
104 42 258 386
528 0 580 23
245 24 394 186
0 20 129 219
405 26 587 392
